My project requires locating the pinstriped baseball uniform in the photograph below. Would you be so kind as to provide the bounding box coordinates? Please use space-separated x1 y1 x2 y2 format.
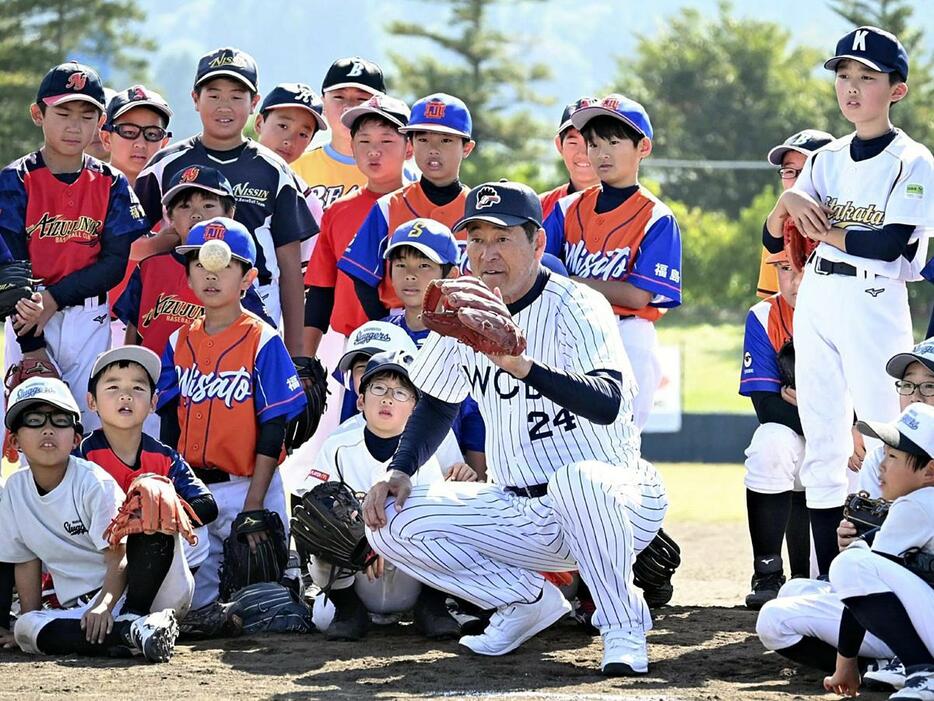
367 271 668 635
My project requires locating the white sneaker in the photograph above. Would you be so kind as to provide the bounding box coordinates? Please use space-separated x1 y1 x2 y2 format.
459 582 572 656
891 668 934 700
601 629 649 676
130 609 179 663
865 657 906 691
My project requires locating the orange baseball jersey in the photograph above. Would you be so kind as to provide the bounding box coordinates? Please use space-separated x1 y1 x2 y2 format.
338 181 469 309
156 312 306 477
539 182 571 220
756 246 779 299
543 186 682 321
739 293 794 396
304 187 379 335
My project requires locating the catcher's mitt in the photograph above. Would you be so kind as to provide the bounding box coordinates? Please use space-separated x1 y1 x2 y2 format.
632 529 682 608
218 509 289 601
291 482 375 581
843 491 890 538
102 475 201 547
422 276 527 356
3 356 62 461
777 340 795 389
0 260 37 322
783 218 817 273
901 548 934 587
285 356 329 453
229 581 313 634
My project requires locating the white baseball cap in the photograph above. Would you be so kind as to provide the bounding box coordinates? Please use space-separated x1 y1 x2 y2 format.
5 377 81 430
338 321 417 373
857 403 934 458
90 346 162 388
886 338 934 379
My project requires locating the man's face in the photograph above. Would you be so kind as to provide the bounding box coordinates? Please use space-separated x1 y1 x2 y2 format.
255 107 319 164
102 106 169 180
465 221 543 303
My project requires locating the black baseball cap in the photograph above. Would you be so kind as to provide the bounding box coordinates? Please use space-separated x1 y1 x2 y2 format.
259 83 327 131
341 95 410 130
557 97 597 135
321 57 385 95
106 84 173 126
37 61 106 111
766 129 835 166
194 47 259 92
161 165 235 206
453 181 544 231
359 350 418 394
825 26 909 79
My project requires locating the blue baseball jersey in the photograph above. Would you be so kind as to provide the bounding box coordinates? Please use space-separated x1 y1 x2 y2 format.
739 294 794 396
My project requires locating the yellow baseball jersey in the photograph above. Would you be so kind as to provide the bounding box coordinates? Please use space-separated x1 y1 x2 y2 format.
292 144 367 210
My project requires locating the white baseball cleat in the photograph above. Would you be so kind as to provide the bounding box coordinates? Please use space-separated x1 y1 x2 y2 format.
864 656 905 690
601 629 649 676
459 581 572 656
890 667 934 700
130 609 179 663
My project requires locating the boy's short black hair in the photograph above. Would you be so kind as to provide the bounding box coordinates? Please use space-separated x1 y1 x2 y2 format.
405 131 471 147
167 190 236 216
184 250 251 276
387 244 453 278
360 369 418 399
580 115 643 147
351 114 402 138
889 71 906 85
88 359 155 397
520 221 540 244
906 450 932 471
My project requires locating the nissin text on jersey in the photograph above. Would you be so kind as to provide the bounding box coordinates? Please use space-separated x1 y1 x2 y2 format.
463 364 544 401
824 197 885 230
141 294 201 328
231 181 270 206
177 364 251 408
27 213 103 241
564 240 631 280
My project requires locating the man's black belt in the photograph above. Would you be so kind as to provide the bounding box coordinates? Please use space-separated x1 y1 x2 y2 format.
504 483 549 499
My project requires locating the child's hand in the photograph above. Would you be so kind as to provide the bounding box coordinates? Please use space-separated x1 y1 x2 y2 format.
780 190 833 238
837 519 859 551
780 386 797 406
11 292 43 335
445 463 478 482
0 626 15 649
848 428 866 472
823 655 860 697
364 556 385 582
80 602 114 644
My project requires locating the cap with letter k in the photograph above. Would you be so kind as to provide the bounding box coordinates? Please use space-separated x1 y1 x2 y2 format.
824 25 909 78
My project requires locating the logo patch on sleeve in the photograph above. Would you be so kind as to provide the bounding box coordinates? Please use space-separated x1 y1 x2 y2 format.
306 469 329 482
906 183 924 199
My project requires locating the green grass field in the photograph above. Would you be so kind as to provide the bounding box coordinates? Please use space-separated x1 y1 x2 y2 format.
658 462 745 523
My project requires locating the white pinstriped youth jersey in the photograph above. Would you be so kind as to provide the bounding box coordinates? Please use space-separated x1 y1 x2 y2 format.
408 271 639 488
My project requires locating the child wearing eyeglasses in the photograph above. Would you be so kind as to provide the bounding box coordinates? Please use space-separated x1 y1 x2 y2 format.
301 350 476 643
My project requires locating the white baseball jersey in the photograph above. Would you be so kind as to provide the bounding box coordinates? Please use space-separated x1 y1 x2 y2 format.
0 458 123 607
409 272 639 488
873 486 934 557
857 445 884 497
792 130 934 280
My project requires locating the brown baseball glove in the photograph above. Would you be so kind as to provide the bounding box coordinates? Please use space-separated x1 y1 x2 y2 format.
783 218 817 273
103 475 201 547
421 276 527 356
3 356 62 461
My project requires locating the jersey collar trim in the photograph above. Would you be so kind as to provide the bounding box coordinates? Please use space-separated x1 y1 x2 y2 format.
507 267 550 316
324 143 356 165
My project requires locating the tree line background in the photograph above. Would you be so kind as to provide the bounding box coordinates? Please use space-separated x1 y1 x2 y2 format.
1 0 931 324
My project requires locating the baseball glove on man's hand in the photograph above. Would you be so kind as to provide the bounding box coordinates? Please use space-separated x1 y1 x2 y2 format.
843 491 890 537
285 356 329 453
632 529 682 608
0 260 37 322
783 218 817 273
777 340 796 389
218 510 289 601
103 475 201 547
291 482 375 578
422 276 527 356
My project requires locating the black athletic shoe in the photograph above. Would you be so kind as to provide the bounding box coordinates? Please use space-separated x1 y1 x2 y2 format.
413 588 461 640
745 555 786 610
324 588 370 641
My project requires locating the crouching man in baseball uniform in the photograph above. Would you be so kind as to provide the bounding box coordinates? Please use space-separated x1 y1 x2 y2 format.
363 181 668 676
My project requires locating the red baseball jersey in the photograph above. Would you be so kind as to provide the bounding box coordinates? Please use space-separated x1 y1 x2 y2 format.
304 188 379 336
539 183 571 220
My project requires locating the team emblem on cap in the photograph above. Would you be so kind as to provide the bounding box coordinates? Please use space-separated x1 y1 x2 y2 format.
573 97 596 112
294 85 316 103
901 411 920 431
424 101 447 119
180 167 200 183
601 96 620 110
66 72 88 91
203 222 227 240
210 52 248 69
476 186 501 210
129 85 148 100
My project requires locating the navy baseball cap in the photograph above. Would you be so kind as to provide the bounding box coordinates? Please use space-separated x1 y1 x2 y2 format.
322 57 385 95
557 97 597 135
341 95 411 130
359 350 418 394
454 181 544 231
106 84 172 126
37 61 106 111
383 218 459 265
161 166 234 206
178 217 257 266
886 339 934 379
824 26 909 79
399 93 472 139
194 47 259 92
259 83 327 131
570 93 653 140
767 129 835 166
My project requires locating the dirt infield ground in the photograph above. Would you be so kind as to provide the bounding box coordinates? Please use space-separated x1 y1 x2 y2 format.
0 520 888 701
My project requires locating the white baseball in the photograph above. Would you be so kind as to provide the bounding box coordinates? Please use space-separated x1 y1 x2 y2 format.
199 239 232 272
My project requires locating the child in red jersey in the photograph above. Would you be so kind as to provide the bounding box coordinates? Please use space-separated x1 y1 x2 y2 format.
539 97 599 220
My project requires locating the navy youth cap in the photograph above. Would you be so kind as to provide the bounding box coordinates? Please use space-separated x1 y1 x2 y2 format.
824 26 909 79
454 181 544 231
322 57 385 95
161 166 234 206
341 95 411 130
570 93 653 140
399 93 472 139
767 129 835 166
383 218 459 265
106 85 172 126
37 61 106 111
177 217 257 267
359 350 418 394
259 83 327 131
557 97 597 135
194 47 259 92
